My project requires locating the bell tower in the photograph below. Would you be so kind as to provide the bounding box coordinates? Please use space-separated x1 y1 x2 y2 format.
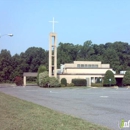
49 17 58 78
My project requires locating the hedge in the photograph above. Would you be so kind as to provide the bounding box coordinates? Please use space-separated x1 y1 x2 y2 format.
72 79 86 86
61 78 67 86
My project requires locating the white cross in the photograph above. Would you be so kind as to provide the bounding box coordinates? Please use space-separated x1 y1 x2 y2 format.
49 17 58 32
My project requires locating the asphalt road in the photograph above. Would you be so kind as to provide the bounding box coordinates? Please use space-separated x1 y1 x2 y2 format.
0 84 130 130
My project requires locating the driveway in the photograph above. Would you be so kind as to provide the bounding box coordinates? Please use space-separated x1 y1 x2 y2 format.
0 85 130 130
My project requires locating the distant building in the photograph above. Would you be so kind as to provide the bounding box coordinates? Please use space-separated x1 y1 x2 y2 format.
23 61 124 87
57 61 120 86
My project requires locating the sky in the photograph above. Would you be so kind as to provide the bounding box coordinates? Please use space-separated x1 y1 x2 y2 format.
0 0 130 56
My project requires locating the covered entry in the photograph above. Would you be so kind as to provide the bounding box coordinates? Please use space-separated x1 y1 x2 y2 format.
23 72 37 86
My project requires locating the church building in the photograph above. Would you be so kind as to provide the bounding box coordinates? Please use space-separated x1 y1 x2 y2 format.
57 61 119 86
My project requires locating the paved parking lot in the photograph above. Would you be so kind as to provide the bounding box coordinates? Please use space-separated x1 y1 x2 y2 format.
0 85 130 130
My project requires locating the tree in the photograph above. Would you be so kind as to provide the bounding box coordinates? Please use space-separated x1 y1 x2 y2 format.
11 54 25 81
103 70 116 86
103 48 120 72
37 65 47 85
123 71 130 86
1 40 130 84
24 47 47 72
0 49 13 82
80 40 95 60
57 42 80 67
39 71 49 87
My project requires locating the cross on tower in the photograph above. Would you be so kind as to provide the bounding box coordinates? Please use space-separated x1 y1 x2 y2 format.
49 17 58 32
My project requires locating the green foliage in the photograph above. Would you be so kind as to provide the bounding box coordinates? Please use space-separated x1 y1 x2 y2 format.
72 79 86 86
123 71 130 86
0 50 12 82
91 83 103 87
61 78 67 86
38 72 60 88
1 41 130 83
37 65 47 85
49 77 60 87
39 71 49 87
24 47 48 72
60 84 66 87
67 83 74 87
103 70 116 86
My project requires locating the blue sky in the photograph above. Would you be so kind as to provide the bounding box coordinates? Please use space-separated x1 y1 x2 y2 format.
0 0 130 56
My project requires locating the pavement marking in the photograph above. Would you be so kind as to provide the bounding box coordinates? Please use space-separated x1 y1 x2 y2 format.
50 91 58 93
100 96 108 98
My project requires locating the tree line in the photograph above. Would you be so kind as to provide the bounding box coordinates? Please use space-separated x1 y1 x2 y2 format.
0 40 130 83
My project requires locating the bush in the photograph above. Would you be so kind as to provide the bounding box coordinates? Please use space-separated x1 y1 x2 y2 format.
14 76 23 86
39 71 49 87
49 77 60 87
72 79 86 86
39 71 60 88
61 78 67 86
60 84 66 87
37 65 47 85
91 83 103 87
103 70 116 86
67 83 74 87
123 71 130 86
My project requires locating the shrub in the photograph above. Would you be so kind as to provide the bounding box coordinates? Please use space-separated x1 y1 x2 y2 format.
39 71 49 87
123 71 130 86
103 70 116 86
67 83 74 87
72 79 86 86
61 78 67 86
49 77 60 87
37 65 47 85
91 83 103 87
14 76 23 86
60 84 66 87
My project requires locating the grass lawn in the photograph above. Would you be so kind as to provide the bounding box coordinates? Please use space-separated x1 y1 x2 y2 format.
0 92 110 130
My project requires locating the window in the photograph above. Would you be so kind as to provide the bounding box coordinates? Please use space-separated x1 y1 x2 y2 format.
81 64 84 68
77 64 98 68
88 64 91 68
85 64 88 68
77 64 80 68
93 64 98 68
91 64 95 68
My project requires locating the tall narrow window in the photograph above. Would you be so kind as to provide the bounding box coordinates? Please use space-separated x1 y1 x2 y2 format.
81 64 84 68
77 64 80 68
88 64 91 68
85 64 88 68
94 64 98 68
91 64 94 68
